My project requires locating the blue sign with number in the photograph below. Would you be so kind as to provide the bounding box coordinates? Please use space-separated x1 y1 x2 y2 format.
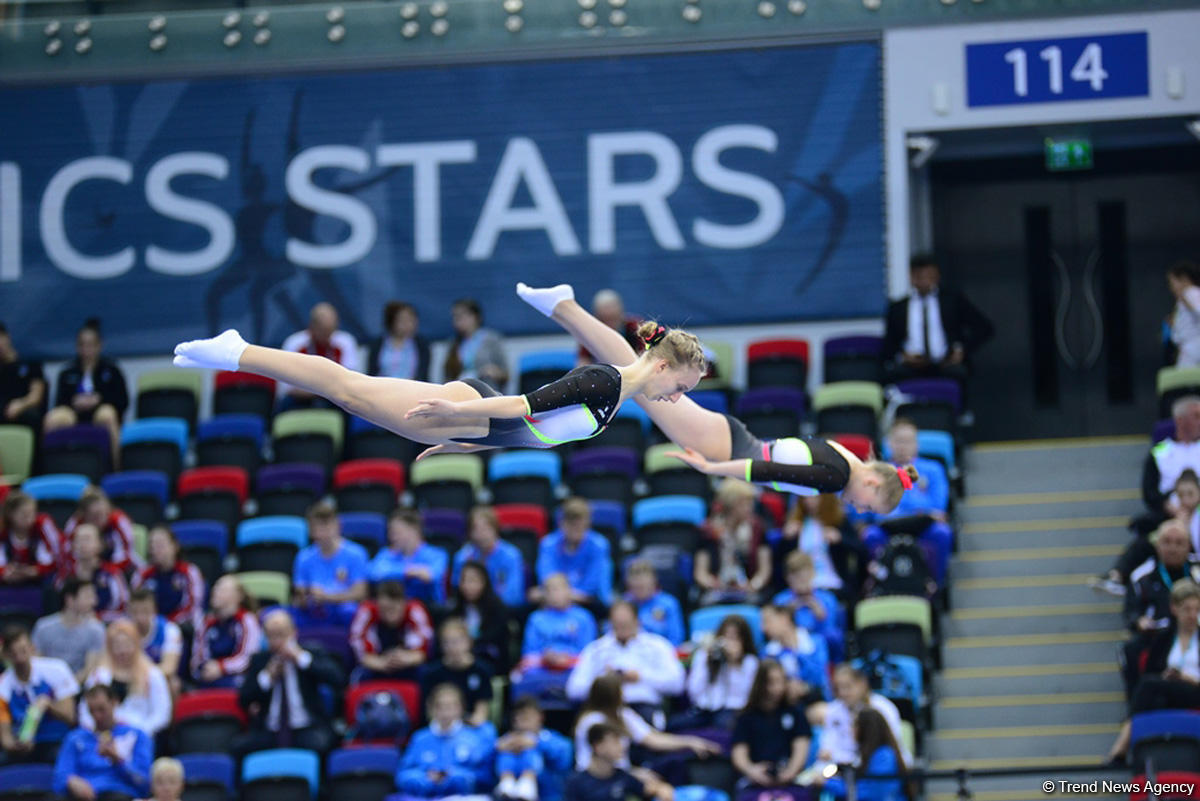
966 32 1148 108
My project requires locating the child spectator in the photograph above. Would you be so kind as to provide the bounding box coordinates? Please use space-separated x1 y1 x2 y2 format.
292 502 369 626
450 560 512 673
565 722 673 801
126 589 183 695
680 615 760 732
144 757 184 801
494 695 573 801
420 618 494 731
695 479 772 605
731 659 813 794
452 506 525 608
78 620 172 738
31 578 106 679
0 491 60 584
368 509 448 604
55 523 129 623
534 498 613 610
624 559 685 647
512 574 596 702
131 526 205 633
64 487 142 573
395 683 496 797
772 551 845 663
349 579 433 682
816 708 908 801
191 575 262 688
760 604 830 708
0 625 79 765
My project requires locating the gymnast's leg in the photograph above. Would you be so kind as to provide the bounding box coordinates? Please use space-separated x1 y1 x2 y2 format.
518 283 733 461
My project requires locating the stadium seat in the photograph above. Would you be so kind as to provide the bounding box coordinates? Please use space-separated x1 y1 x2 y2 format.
120 418 189 485
333 458 405 516
644 443 711 500
1130 771 1200 800
410 454 483 512
686 390 729 415
494 502 549 566
881 429 957 477
0 586 44 637
100 470 170 527
213 371 276 422
242 748 320 801
172 689 246 755
177 467 249 532
422 508 468 562
488 450 561 509
344 681 421 746
591 403 649 452
196 414 265 474
746 338 809 389
894 378 961 435
137 369 203 430
0 425 35 483
735 387 807 440
272 409 344 476
682 763 735 801
567 447 637 507
697 340 734 393
236 516 307 574
1130 711 1200 773
688 604 764 649
173 519 229 586
823 335 883 384
831 433 873 461
626 546 692 606
236 570 291 608
339 512 387 556
1157 366 1200 417
854 596 934 666
633 495 706 553
298 625 355 671
518 349 577 395
1153 417 1176 445
256 463 326 517
345 416 422 464
41 425 110 483
0 764 54 801
22 473 89 528
179 754 235 801
813 381 884 440
326 746 401 801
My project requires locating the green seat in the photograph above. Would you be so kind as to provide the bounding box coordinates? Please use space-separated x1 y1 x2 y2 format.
272 409 344 453
644 443 687 475
698 340 734 392
0 425 36 483
899 720 916 758
489 675 507 730
236 570 291 607
1156 366 1200 397
410 454 485 491
812 381 884 414
132 523 148 562
137 369 204 398
854 596 933 643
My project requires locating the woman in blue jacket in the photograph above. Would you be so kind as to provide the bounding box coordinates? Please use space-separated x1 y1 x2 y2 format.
820 708 909 801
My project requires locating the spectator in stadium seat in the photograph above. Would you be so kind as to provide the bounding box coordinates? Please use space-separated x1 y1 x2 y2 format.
32 578 106 679
677 614 759 733
565 722 673 801
730 659 813 794
395 683 496 797
64 487 142 573
349 579 433 683
1168 261 1200 367
441 297 509 392
0 625 78 766
190 575 262 689
533 498 613 611
814 708 909 801
512 574 596 703
0 491 60 584
773 551 845 663
1124 520 1199 634
576 289 644 366
881 253 994 386
565 600 685 720
52 684 152 801
232 609 343 757
815 665 909 768
368 509 448 604
368 300 431 381
130 526 205 634
44 319 128 466
145 757 184 801
781 494 858 595
1106 579 1200 765
420 618 494 731
760 603 831 711
695 479 772 606
452 506 525 609
78 620 171 738
126 589 182 695
494 695 573 801
623 559 684 647
0 322 47 431
278 302 361 411
55 524 129 624
450 560 511 673
292 502 369 627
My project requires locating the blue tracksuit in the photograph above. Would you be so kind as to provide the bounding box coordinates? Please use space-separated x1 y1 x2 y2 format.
858 457 953 586
824 745 905 801
772 587 845 663
496 728 574 801
53 724 153 798
396 721 495 796
514 606 597 700
368 543 448 604
765 632 831 701
452 540 526 608
627 590 685 646
293 540 370 624
536 531 613 605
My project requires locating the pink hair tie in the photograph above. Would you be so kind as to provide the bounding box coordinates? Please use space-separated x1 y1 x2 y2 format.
896 466 913 491
645 325 667 347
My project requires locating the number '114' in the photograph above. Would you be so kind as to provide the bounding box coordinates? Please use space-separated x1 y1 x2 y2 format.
1003 43 1109 96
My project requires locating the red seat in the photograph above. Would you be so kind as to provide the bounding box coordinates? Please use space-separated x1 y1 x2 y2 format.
1130 772 1200 800
214 371 276 393
333 459 406 494
759 490 787 527
173 688 247 726
830 433 874 461
494 503 549 537
178 466 249 505
344 680 421 744
747 339 810 364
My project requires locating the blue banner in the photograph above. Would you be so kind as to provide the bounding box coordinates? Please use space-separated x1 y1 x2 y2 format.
0 44 883 357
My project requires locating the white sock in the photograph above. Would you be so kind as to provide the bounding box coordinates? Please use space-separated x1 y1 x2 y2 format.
497 775 516 799
514 773 538 801
516 282 574 318
173 329 249 372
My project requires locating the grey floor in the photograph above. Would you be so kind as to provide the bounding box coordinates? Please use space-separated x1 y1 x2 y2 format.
922 438 1144 801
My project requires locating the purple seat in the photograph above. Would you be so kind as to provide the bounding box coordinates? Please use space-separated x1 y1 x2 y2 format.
895 378 962 413
1153 418 1176 444
0 586 44 615
421 508 467 540
297 624 354 668
735 387 808 416
567 447 639 480
255 463 326 495
823 335 883 358
41 425 112 480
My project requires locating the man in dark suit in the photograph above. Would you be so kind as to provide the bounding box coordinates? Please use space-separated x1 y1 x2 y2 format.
882 254 994 386
231 609 343 758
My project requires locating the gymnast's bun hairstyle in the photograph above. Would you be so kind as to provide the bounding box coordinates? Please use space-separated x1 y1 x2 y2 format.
636 320 707 374
867 462 920 512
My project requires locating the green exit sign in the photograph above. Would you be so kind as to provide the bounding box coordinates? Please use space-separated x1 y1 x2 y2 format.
1045 137 1093 171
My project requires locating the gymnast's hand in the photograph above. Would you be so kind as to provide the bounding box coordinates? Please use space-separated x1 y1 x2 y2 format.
405 398 461 420
664 447 714 474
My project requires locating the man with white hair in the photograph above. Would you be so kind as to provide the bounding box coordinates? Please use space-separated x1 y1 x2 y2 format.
279 302 361 410
577 290 643 365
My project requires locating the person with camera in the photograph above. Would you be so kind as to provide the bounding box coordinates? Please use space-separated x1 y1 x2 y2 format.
672 616 759 735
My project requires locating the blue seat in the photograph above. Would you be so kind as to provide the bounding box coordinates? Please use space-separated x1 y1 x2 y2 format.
242 748 321 798
338 512 386 551
687 390 729 415
100 471 170 507
235 516 308 549
178 753 235 793
22 474 89 501
688 604 763 649
198 414 266 448
613 401 652 433
488 450 562 485
1131 710 1200 747
676 788 730 801
518 349 577 375
0 763 54 794
173 519 230 558
918 430 956 473
633 495 707 528
121 418 189 455
587 499 627 535
327 745 400 778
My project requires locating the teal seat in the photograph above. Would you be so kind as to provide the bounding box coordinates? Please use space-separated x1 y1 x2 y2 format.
688 604 763 649
242 748 320 799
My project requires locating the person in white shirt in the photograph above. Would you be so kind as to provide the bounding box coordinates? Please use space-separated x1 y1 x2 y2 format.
279 302 361 410
1168 261 1200 367
0 625 78 764
78 620 172 737
680 615 760 732
815 664 910 768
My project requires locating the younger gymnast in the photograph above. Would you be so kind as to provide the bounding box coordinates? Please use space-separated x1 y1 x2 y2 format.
517 283 916 514
172 323 706 453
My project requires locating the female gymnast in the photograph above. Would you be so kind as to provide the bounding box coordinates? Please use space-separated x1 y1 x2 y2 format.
172 323 706 455
516 283 916 514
